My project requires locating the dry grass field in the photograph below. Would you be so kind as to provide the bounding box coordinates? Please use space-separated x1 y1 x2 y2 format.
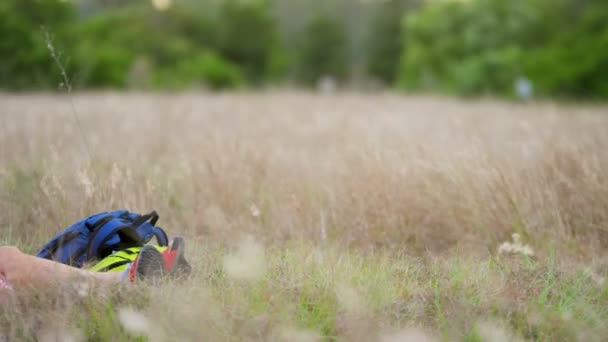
1 92 607 341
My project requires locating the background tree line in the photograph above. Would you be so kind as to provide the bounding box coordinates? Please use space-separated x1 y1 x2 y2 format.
0 0 607 99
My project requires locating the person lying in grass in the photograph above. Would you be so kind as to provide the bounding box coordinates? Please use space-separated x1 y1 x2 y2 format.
0 237 191 291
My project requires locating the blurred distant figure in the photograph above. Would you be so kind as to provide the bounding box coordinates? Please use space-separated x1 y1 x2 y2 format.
515 77 534 102
317 75 337 94
127 57 152 88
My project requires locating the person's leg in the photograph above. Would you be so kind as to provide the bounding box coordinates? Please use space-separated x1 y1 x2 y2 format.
0 246 121 290
0 238 191 291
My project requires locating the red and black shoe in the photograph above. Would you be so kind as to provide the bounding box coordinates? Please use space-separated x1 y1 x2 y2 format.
128 245 165 283
161 236 192 279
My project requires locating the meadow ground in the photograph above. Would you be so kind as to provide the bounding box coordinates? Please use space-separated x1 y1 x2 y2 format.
0 91 607 341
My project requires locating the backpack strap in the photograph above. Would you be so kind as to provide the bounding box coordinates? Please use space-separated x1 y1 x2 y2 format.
132 211 159 227
152 226 169 246
132 211 168 246
86 211 168 260
87 219 141 260
133 211 168 246
36 230 81 261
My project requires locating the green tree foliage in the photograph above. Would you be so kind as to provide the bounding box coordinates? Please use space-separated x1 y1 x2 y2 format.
296 14 349 85
1 0 606 98
72 8 141 87
0 0 75 89
523 0 608 98
400 0 608 99
366 0 418 85
156 51 243 90
71 3 241 89
400 0 536 96
0 0 243 90
216 0 279 83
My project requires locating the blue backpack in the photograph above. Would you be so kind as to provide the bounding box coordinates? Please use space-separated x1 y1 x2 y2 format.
36 210 169 268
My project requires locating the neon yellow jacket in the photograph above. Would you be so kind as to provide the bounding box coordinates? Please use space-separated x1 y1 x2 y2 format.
88 245 167 272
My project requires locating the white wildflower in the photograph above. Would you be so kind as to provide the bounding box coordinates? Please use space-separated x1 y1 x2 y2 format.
584 268 605 286
110 163 122 190
223 236 266 281
498 242 514 254
380 327 436 342
74 281 89 298
519 245 534 256
320 210 327 241
77 169 94 198
145 178 156 194
40 174 56 198
278 327 320 342
117 307 150 335
38 328 83 342
476 320 523 342
40 172 64 199
151 0 171 11
335 283 365 314
250 203 261 218
498 233 534 257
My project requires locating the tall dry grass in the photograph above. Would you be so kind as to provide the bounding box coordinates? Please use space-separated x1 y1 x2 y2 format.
1 92 607 340
1 92 607 257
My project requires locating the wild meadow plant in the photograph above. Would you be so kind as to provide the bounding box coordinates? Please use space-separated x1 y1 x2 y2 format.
0 93 607 340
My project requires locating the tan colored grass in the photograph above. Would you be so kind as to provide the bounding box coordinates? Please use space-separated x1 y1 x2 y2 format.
1 92 607 257
1 92 608 340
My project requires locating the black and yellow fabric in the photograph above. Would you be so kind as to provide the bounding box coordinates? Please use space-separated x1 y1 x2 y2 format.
88 245 168 272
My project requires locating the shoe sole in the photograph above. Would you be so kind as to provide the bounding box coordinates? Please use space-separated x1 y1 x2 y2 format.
167 236 192 277
135 245 166 284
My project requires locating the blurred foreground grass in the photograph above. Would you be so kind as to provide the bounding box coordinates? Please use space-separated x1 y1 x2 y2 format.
1 92 607 340
2 243 607 341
